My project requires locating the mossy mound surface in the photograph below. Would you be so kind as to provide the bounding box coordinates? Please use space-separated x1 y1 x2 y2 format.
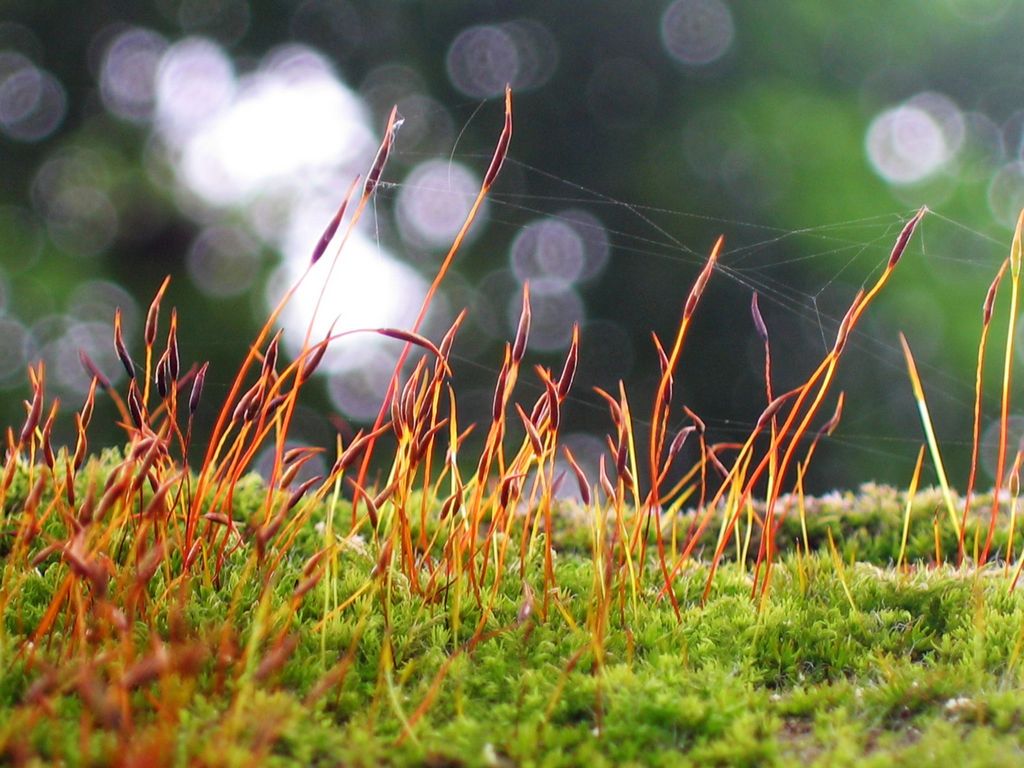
4 470 1024 767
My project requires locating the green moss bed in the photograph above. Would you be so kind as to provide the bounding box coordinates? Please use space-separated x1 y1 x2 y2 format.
4 468 1024 767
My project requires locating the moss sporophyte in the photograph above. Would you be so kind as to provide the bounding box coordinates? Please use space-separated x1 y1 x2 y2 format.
5 91 1024 765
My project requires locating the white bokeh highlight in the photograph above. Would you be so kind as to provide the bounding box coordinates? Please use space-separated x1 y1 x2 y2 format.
164 46 374 207
866 97 960 185
155 37 235 140
396 159 484 250
147 37 438 416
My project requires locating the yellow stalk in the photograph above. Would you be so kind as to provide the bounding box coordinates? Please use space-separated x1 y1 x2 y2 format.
897 445 926 573
796 462 810 560
899 333 961 540
1009 539 1024 591
794 539 808 597
735 450 756 564
381 637 419 746
827 528 857 611
616 480 640 621
739 500 754 565
1008 618 1024 675
1007 454 1022 571
666 480 698 559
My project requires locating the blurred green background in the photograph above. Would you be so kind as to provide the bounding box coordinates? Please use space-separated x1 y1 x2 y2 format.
1 0 1023 493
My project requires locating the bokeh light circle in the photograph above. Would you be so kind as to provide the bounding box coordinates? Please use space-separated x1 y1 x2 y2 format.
907 92 965 158
510 218 585 285
187 225 262 298
0 53 66 142
326 349 395 421
560 208 610 282
987 161 1024 229
27 316 122 397
359 63 424 113
473 269 520 341
866 103 951 184
100 27 167 122
498 20 558 91
981 414 1024 481
69 280 139 332
660 0 735 66
31 148 119 257
553 432 605 502
396 159 485 250
54 322 121 396
506 278 584 352
387 94 454 155
155 37 235 140
956 111 1004 183
0 317 27 387
446 21 558 99
45 187 119 257
446 25 518 99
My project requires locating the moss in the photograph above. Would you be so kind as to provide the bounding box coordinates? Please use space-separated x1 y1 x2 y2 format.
5 463 1024 765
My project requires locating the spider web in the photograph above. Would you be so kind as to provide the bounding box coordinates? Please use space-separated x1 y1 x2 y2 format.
368 150 1016 493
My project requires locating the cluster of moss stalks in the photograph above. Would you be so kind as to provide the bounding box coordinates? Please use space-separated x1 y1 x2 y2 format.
4 462 1024 767
5 95 1024 766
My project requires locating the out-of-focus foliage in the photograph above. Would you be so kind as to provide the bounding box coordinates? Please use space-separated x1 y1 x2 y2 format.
1 0 1022 490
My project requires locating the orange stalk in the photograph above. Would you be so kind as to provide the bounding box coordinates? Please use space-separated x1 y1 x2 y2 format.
646 237 722 510
986 209 1024 563
694 208 924 602
961 258 1008 560
354 86 514 520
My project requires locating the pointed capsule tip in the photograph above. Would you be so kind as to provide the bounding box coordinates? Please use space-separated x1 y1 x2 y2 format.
887 209 926 269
